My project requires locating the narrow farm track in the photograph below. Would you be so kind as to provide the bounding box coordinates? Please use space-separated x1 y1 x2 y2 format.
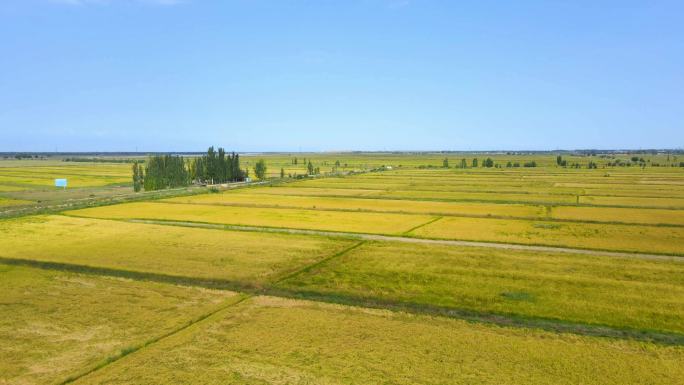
126 218 684 261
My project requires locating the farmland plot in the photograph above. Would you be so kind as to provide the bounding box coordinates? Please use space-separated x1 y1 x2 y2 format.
72 296 684 385
278 241 684 334
0 215 354 287
65 202 435 235
0 263 236 385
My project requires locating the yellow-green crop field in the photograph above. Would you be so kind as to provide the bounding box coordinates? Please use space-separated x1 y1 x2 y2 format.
0 263 236 385
66 201 435 235
4 153 684 384
71 296 684 385
277 241 684 334
0 215 355 287
411 216 684 255
165 192 548 219
0 196 31 206
0 160 134 209
0 162 131 189
65 197 684 254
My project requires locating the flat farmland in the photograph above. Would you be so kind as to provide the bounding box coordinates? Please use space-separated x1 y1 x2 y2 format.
0 163 131 189
169 190 684 226
5 153 684 384
277 241 684 334
410 216 684 255
0 263 237 385
551 205 684 226
579 195 684 208
65 191 684 255
72 296 684 385
0 160 135 210
0 215 355 287
0 196 30 206
65 202 435 235
165 192 547 219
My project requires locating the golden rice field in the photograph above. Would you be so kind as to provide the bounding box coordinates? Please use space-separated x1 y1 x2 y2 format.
0 263 236 385
66 201 435 235
165 192 547 219
0 196 30 206
411 216 684 255
3 153 684 384
0 163 131 189
0 215 354 287
169 191 684 226
277 241 684 334
71 296 684 385
64 200 684 254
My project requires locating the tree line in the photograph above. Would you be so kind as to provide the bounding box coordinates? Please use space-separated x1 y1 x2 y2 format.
134 154 190 191
132 147 248 192
189 147 245 184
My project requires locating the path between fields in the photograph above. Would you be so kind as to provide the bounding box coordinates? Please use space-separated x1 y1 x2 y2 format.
127 219 682 261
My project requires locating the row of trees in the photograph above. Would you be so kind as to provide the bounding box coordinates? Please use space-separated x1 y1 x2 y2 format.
134 155 190 191
441 157 537 169
132 147 249 192
189 147 245 184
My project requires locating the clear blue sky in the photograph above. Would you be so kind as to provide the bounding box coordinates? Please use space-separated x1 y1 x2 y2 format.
1 0 682 152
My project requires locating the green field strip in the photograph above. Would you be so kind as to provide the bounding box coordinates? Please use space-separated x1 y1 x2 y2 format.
59 294 253 385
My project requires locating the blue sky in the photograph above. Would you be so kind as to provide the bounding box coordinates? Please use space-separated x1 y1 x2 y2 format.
1 0 682 152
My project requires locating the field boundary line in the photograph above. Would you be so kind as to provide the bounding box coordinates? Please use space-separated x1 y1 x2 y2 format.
273 241 366 284
121 218 684 261
58 293 252 385
402 216 443 234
